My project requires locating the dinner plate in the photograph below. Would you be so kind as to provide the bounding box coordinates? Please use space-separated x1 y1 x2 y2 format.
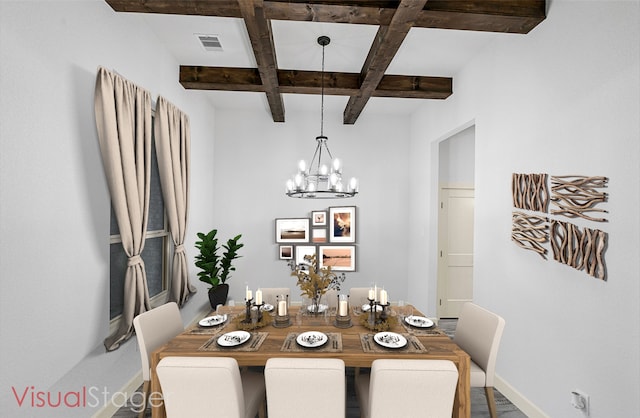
217 330 251 347
362 304 383 312
260 303 274 312
198 314 227 327
373 332 407 349
306 304 328 313
296 331 328 348
404 315 434 328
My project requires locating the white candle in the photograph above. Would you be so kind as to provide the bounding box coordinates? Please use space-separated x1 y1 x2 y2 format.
339 300 348 316
380 289 388 305
255 289 262 305
278 300 287 316
368 288 375 300
374 285 378 301
246 287 252 301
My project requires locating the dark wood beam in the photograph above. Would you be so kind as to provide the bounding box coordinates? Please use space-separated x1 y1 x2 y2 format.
343 0 428 124
238 0 285 122
180 66 452 99
105 1 546 34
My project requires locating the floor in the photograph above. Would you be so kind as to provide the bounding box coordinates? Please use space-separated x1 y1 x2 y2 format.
113 319 526 418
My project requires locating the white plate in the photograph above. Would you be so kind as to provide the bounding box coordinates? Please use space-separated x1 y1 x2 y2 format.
296 331 328 348
217 330 251 347
198 314 227 327
373 332 407 349
306 304 328 313
260 303 274 312
362 304 383 312
404 315 434 328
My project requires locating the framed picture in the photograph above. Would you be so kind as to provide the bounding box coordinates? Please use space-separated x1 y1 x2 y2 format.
312 210 327 226
318 245 356 272
275 218 310 243
329 206 356 243
279 245 293 260
295 245 317 269
311 228 328 243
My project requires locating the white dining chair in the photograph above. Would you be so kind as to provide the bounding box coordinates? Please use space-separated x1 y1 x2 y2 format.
132 302 184 418
157 356 266 418
258 287 290 306
355 359 458 418
453 302 506 418
265 358 346 418
349 287 371 307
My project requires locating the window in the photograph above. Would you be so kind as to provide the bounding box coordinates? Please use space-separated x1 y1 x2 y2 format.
109 126 172 322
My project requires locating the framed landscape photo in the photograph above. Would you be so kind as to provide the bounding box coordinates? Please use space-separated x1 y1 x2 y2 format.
279 245 293 260
312 210 327 226
318 245 356 272
329 206 356 243
275 218 310 243
311 228 328 243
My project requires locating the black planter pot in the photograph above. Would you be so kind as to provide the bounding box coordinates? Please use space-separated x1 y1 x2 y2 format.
208 284 229 309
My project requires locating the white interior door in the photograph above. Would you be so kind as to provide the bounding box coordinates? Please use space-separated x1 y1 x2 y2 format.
437 187 474 318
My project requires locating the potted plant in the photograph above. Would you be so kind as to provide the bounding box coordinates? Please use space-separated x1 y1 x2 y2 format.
195 229 244 308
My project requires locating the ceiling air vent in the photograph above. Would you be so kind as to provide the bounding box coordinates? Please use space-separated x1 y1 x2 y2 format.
197 34 223 52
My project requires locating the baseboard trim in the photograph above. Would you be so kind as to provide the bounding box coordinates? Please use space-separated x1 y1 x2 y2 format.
92 304 212 418
495 374 550 418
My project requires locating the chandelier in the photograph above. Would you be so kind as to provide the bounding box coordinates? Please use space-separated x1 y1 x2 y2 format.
285 36 359 199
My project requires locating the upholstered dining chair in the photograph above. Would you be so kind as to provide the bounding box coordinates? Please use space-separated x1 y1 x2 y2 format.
355 359 459 418
453 302 506 418
132 302 184 418
258 287 290 306
348 287 372 307
157 356 266 418
265 358 346 418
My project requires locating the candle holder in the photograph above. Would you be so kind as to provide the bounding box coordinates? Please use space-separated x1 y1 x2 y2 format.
242 298 253 324
334 294 352 328
273 294 291 328
254 301 265 322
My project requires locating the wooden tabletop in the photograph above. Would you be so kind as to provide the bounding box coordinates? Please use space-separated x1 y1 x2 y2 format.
150 306 470 418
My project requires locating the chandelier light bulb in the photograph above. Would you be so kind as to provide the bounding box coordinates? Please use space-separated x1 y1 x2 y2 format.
297 159 307 173
286 179 294 192
319 164 329 176
332 158 342 174
349 177 359 192
294 173 304 190
307 182 316 192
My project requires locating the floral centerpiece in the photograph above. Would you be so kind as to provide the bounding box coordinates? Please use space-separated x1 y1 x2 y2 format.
290 254 345 315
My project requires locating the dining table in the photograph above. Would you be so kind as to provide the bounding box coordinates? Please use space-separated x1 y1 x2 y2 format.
148 304 470 418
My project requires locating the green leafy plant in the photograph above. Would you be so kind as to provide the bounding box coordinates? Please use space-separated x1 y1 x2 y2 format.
194 229 244 288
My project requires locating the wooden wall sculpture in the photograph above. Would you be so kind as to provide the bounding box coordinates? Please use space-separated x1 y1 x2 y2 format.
511 212 549 258
512 173 549 212
511 173 609 280
550 175 608 222
550 220 607 280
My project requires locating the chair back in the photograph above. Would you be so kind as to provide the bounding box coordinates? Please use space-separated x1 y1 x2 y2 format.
453 302 505 386
157 357 245 417
265 358 345 418
323 288 339 308
349 287 371 307
259 287 290 306
133 302 183 381
367 359 458 418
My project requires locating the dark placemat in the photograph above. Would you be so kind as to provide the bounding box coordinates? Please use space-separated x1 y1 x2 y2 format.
281 332 343 353
400 321 448 337
359 333 427 353
199 332 269 352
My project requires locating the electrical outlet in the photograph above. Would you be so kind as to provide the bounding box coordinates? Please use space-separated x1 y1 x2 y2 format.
571 390 590 416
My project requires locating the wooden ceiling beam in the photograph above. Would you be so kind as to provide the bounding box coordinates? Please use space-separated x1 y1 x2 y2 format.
238 0 285 122
343 0 428 124
105 0 546 34
179 66 452 99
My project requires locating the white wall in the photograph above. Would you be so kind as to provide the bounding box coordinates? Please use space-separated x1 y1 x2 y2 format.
408 1 640 416
212 107 411 303
439 125 475 186
0 1 215 416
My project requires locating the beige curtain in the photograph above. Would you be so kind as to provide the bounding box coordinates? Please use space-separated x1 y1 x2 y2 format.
94 67 152 351
154 97 196 305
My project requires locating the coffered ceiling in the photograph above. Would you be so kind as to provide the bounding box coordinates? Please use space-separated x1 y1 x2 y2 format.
105 1 546 123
